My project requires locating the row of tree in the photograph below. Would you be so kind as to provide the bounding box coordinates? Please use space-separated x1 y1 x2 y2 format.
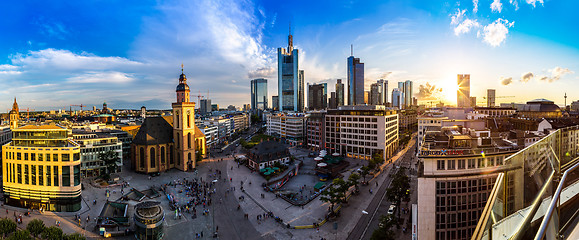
370 167 411 240
0 218 85 240
319 173 360 214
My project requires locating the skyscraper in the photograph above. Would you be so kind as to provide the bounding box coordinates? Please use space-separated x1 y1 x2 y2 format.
278 27 304 112
272 96 279 111
381 79 389 104
336 79 345 107
200 99 212 115
392 88 402 108
329 92 337 109
457 74 471 107
308 83 327 110
404 80 413 108
347 51 364 105
370 79 388 105
487 89 496 107
250 78 268 110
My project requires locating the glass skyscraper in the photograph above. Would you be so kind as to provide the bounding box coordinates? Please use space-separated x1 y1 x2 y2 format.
347 56 364 105
251 78 268 110
336 79 344 107
278 30 304 112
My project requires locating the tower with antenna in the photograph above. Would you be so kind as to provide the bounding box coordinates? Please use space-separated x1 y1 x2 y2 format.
277 22 304 112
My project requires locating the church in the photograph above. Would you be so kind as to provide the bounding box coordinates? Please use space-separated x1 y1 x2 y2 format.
131 68 207 173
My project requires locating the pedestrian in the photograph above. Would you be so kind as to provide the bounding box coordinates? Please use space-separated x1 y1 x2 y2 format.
376 182 378 187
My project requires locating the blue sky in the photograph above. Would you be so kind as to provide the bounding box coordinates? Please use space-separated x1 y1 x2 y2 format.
0 0 578 111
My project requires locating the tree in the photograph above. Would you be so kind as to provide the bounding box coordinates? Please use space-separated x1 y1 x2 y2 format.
41 226 63 240
371 153 385 170
386 167 411 220
333 178 351 203
63 233 86 240
0 218 17 239
7 230 30 240
370 214 396 240
360 166 370 183
250 114 260 124
26 219 45 237
98 150 119 180
348 173 360 191
320 178 346 214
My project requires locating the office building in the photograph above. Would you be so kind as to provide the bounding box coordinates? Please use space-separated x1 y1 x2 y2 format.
347 55 365 105
272 96 279 111
392 88 402 108
251 78 268 110
457 74 471 107
2 125 82 212
417 125 523 239
278 29 304 112
308 83 327 110
396 80 413 109
200 99 212 115
306 112 325 150
73 131 123 177
211 104 219 112
266 113 306 144
470 97 477 107
336 79 345 107
329 92 337 109
325 105 398 161
487 89 496 107
370 79 387 105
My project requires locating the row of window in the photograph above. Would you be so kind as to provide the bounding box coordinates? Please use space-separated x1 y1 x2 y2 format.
80 145 121 153
5 163 81 187
436 155 507 170
5 152 80 162
326 116 379 122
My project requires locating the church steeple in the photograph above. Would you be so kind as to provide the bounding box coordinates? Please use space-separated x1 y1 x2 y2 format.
176 64 190 103
12 97 18 113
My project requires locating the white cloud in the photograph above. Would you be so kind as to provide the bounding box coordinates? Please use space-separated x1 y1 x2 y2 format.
525 0 544 7
482 19 514 47
450 9 466 25
521 72 534 82
67 71 135 83
10 49 143 71
510 0 520 10
454 19 480 36
248 66 276 79
539 67 574 82
473 0 479 13
491 0 503 13
0 64 21 75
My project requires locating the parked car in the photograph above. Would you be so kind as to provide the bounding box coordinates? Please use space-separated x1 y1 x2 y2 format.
387 204 396 215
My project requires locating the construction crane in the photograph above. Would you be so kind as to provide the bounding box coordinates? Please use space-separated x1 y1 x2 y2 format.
19 108 35 121
481 96 514 107
195 91 204 109
70 104 86 111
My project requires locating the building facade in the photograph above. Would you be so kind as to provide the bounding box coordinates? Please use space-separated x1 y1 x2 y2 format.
347 56 365 105
251 78 268 110
487 89 496 107
325 105 399 161
308 83 327 110
457 74 471 108
336 79 345 107
306 112 325 150
266 113 306 144
200 99 212 115
2 125 82 212
73 131 123 177
392 88 402 108
278 30 304 112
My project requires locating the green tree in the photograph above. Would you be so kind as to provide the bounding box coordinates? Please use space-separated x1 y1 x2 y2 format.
348 173 360 191
63 233 86 240
7 229 31 240
319 178 346 213
26 219 45 237
98 150 119 180
360 166 370 183
371 153 385 170
386 167 411 219
41 226 63 240
0 218 17 239
370 214 397 240
250 114 260 124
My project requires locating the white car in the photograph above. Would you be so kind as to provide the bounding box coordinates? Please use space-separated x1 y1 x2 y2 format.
387 204 396 215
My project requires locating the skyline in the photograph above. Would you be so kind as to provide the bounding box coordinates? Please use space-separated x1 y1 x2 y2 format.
0 0 578 111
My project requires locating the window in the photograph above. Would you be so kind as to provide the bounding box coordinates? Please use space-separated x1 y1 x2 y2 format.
437 160 445 170
150 147 156 168
31 165 36 185
139 147 145 168
24 164 29 184
53 154 58 162
38 153 43 161
74 165 80 186
17 153 21 160
176 113 180 128
46 167 51 186
188 133 192 149
17 164 22 184
53 166 59 186
38 166 43 186
448 160 456 170
468 159 475 169
62 154 70 161
62 166 70 187
478 158 484 168
161 147 165 164
46 154 51 161
24 153 28 161
458 159 466 169
31 153 36 161
187 113 191 128
170 147 174 164
497 156 504 165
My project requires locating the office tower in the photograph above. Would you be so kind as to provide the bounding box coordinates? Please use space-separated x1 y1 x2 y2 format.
404 80 413 107
397 82 406 107
308 83 327 110
200 99 212 115
336 79 345 107
470 97 477 107
211 104 219 111
3 125 82 211
364 91 370 105
250 78 268 110
347 51 365 105
370 79 388 105
278 27 304 112
487 89 496 107
392 88 402 108
329 92 337 109
457 74 471 107
272 96 279 111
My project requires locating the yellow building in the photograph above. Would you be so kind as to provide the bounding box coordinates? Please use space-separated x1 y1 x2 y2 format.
2 125 82 212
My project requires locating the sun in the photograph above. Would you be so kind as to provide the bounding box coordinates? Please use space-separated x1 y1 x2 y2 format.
438 77 458 106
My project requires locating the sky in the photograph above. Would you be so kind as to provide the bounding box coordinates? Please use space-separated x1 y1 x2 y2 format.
0 0 578 111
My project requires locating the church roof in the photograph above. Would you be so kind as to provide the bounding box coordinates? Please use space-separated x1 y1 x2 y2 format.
132 117 174 145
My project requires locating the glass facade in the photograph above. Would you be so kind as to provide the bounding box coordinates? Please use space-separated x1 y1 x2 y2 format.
251 78 268 110
347 56 364 105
